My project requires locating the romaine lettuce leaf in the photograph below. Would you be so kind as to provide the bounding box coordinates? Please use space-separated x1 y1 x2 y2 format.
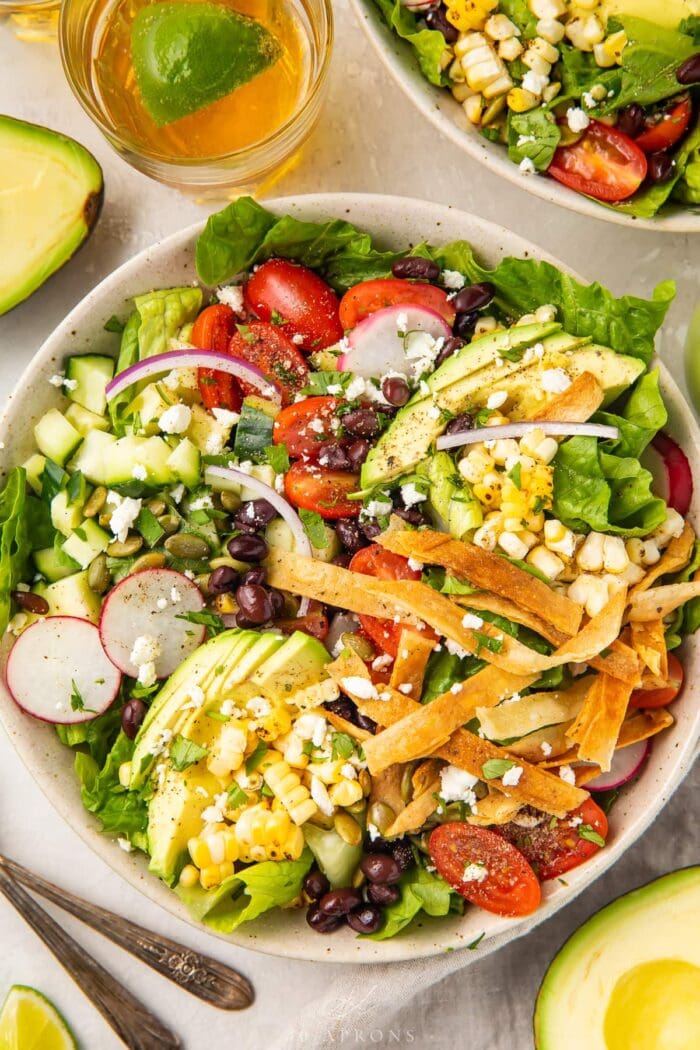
372 0 449 88
75 730 149 848
366 865 455 940
0 468 30 634
665 540 700 649
594 370 667 459
613 117 700 218
600 17 696 112
507 108 561 172
134 287 203 359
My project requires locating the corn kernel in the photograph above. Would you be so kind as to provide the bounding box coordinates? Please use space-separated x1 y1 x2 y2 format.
535 304 557 323
474 315 499 335
536 18 565 44
507 87 540 113
519 427 545 457
450 58 466 83
498 531 529 560
542 82 562 103
528 0 566 17
499 37 524 61
179 864 199 889
466 58 506 93
651 509 685 549
454 32 487 57
529 36 559 64
566 15 604 51
491 438 520 465
602 535 629 574
576 532 605 572
526 511 546 532
311 760 346 785
473 525 498 551
534 437 559 464
593 41 616 67
453 81 476 103
485 13 519 40
528 545 565 580
568 574 609 617
518 530 539 551
461 43 496 69
589 83 608 101
619 562 645 586
544 519 576 558
574 0 599 10
328 778 364 808
483 72 513 99
522 50 551 76
118 762 132 789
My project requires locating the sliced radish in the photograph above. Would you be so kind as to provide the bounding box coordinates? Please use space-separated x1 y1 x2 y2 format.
99 568 206 679
651 432 693 516
587 739 651 791
338 304 452 379
6 617 121 724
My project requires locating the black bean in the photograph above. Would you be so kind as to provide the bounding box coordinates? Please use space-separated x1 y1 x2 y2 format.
268 588 286 619
304 870 330 901
392 506 427 526
356 712 378 734
677 53 700 84
228 533 268 562
306 902 343 933
240 566 267 586
425 4 458 43
208 565 239 594
381 375 410 407
234 499 277 532
391 841 415 872
347 905 383 934
336 518 365 553
332 553 352 568
648 151 674 183
11 590 49 615
235 583 273 625
391 256 440 282
367 882 401 906
617 103 646 139
360 519 382 541
318 442 351 471
453 282 495 314
341 408 380 438
360 853 403 885
454 310 479 339
318 887 363 917
435 335 464 368
444 412 474 436
346 439 371 470
325 697 357 723
121 698 147 740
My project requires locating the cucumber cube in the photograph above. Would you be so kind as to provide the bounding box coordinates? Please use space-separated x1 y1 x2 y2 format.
65 402 110 436
65 354 115 415
34 409 82 467
44 569 101 623
166 437 201 489
62 519 111 569
22 453 46 495
51 488 87 537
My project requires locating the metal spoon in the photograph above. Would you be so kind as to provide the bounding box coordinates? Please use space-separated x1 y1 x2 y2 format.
0 864 180 1050
0 853 253 1010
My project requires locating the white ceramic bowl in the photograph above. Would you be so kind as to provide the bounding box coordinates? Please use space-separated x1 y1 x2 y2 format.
350 0 700 234
1 193 698 965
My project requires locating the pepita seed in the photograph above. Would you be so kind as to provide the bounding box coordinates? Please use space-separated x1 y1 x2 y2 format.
351 868 366 889
220 490 241 513
340 632 375 662
129 551 167 574
210 555 249 572
334 810 362 846
87 553 110 593
164 533 210 559
107 535 144 558
83 486 107 518
367 801 395 836
400 765 416 804
146 498 166 518
157 514 180 536
346 798 366 815
358 769 372 796
98 512 112 529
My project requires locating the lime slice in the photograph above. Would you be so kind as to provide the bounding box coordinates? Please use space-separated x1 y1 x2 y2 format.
131 1 282 127
0 986 77 1050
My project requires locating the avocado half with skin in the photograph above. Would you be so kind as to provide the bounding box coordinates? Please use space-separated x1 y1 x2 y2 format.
534 867 700 1050
0 115 103 316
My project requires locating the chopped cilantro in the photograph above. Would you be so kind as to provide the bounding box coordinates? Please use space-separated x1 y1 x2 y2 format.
227 783 248 809
299 508 329 549
331 732 355 761
245 739 269 774
176 610 225 638
170 735 209 772
481 757 517 780
69 680 96 714
508 462 522 489
265 443 290 474
577 824 605 848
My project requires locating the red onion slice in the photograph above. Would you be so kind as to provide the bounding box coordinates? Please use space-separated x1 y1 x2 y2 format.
204 465 312 616
105 349 281 405
436 420 619 451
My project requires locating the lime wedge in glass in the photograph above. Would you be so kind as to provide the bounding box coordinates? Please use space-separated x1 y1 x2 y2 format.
132 1 282 127
0 986 77 1050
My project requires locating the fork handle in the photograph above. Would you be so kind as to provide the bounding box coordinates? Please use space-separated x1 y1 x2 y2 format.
0 855 253 1011
0 866 180 1050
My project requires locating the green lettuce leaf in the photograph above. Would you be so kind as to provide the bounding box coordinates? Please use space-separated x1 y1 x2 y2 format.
109 310 141 432
507 108 561 172
56 703 122 767
76 730 149 848
372 0 449 87
366 865 454 940
134 287 203 359
594 370 667 459
0 468 30 634
421 647 484 703
601 17 696 112
498 0 537 37
613 116 700 218
665 540 700 649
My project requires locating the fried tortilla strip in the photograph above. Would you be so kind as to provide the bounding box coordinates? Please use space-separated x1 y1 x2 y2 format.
540 708 674 770
412 758 443 796
630 619 668 683
379 529 582 635
506 724 574 763
628 580 700 622
476 678 592 742
630 522 695 595
325 710 373 742
385 781 441 837
466 793 523 826
368 765 406 824
532 371 604 422
455 592 565 646
566 673 635 772
389 628 436 698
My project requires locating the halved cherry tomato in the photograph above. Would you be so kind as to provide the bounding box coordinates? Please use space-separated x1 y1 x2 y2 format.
429 823 541 917
228 322 309 407
339 278 456 330
630 651 684 709
193 304 243 412
273 396 340 460
549 120 648 202
635 97 692 154
284 461 360 519
243 259 343 351
495 798 608 882
348 544 433 658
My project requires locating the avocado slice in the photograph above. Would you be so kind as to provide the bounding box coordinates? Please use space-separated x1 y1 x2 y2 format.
247 631 330 703
534 867 700 1050
303 823 363 889
421 450 483 541
425 321 562 394
0 116 103 316
147 765 221 883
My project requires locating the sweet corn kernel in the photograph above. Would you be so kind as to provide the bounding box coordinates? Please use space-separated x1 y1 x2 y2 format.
517 530 539 551
498 531 529 560
499 37 524 60
522 50 551 76
473 525 498 551
528 0 566 17
310 760 346 785
528 545 565 580
535 304 557 323
529 36 560 64
574 0 599 10
453 81 476 103
461 43 495 68
118 762 132 789
200 860 235 889
463 93 484 122
179 864 199 888
577 532 605 572
602 535 629 574
641 540 661 566
568 574 609 617
566 15 604 51
534 437 559 464
589 83 608 101
466 58 506 92
450 58 466 83
542 82 562 102
507 87 540 112
483 72 514 99
485 13 519 40
328 778 364 807
593 41 615 67
491 438 520 465
619 562 646 586
474 315 499 335
544 519 576 557
526 511 545 532
536 18 565 44
651 509 685 549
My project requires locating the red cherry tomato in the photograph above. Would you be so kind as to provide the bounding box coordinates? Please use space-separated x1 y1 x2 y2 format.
339 278 456 330
349 544 427 658
549 120 648 202
192 304 243 412
272 396 341 460
243 259 343 352
284 461 360 519
228 322 309 407
429 823 541 917
630 651 684 709
495 799 608 882
635 97 692 154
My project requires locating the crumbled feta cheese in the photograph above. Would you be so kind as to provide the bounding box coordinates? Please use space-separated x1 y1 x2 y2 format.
326 383 343 395
403 330 443 379
189 494 213 511
187 684 205 707
106 493 142 544
516 134 536 147
559 764 576 785
295 713 328 747
310 775 334 816
439 765 479 804
364 498 393 518
541 741 553 756
195 785 209 798
63 378 78 391
400 482 427 508
170 587 182 604
202 804 225 824
212 407 240 429
462 862 488 883
247 695 271 719
396 311 409 334
159 403 192 434
130 634 161 667
398 683 413 695
220 699 235 716
292 333 304 345
407 558 424 572
345 376 366 401
582 90 598 109
206 433 226 455
445 638 469 658
566 106 590 133
216 284 244 312
569 816 583 828
461 612 484 630
522 70 549 95
117 837 133 853
519 157 537 176
541 368 571 394
131 464 148 481
442 269 465 290
367 822 381 842
307 417 325 434
340 676 378 700
501 764 523 787
450 683 462 695
372 653 394 671
340 763 357 780
48 373 66 387
419 380 430 396
170 483 185 504
427 405 442 420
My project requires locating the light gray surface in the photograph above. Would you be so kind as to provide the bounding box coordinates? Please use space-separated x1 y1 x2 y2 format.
0 4 699 1048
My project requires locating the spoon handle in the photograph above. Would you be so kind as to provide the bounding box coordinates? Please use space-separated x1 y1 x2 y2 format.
0 854 253 1011
0 865 180 1050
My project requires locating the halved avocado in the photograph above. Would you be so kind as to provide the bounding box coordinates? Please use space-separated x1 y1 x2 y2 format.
0 115 103 315
534 867 700 1049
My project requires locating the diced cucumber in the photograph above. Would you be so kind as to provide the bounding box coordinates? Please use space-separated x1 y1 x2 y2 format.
126 381 175 429
69 430 116 484
51 482 88 537
70 430 176 487
34 546 79 582
62 519 111 569
241 464 276 501
22 453 46 495
34 409 82 467
65 402 110 436
166 437 201 488
65 354 115 415
44 569 102 623
233 401 273 462
187 403 231 455
244 394 279 420
265 517 340 562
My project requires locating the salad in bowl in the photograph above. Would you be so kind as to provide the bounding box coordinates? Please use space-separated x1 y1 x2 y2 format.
366 0 700 221
1 197 698 946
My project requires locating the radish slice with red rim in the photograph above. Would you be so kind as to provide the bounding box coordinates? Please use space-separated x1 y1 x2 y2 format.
7 616 121 724
338 304 452 379
651 432 693 516
587 739 651 791
99 568 206 679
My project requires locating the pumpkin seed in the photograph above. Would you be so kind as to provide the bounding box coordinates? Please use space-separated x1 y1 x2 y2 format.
358 769 372 796
334 811 362 846
83 485 107 518
129 551 167 574
87 553 110 593
164 533 210 559
157 514 180 536
107 535 144 558
351 868 366 889
220 490 241 513
367 801 395 836
98 512 112 529
400 765 416 804
146 498 166 518
340 632 375 662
